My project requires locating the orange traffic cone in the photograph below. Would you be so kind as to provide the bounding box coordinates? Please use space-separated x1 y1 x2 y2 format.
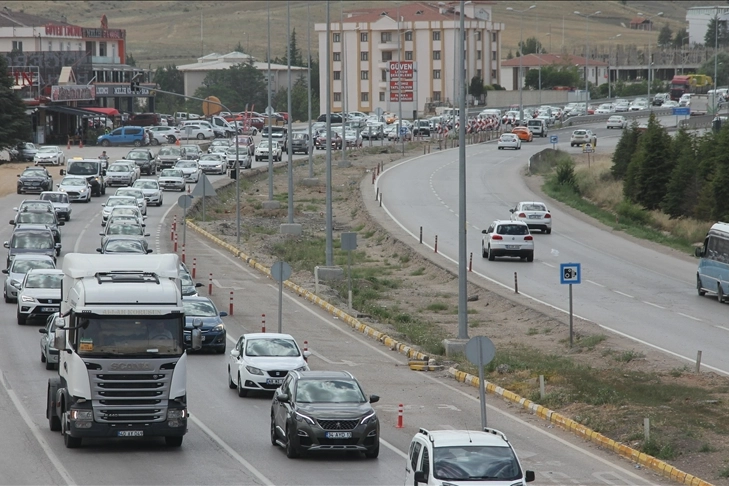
175 138 180 146
187 184 191 193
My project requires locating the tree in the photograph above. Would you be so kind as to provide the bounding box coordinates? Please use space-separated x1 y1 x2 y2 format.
469 76 485 99
524 64 581 89
623 113 674 209
611 122 641 180
0 55 32 149
272 76 321 122
126 53 137 67
273 29 303 67
233 41 245 53
193 62 267 113
506 50 514 60
704 16 729 47
662 129 700 217
153 64 185 115
517 37 543 55
657 24 673 47
672 28 689 48
698 51 729 85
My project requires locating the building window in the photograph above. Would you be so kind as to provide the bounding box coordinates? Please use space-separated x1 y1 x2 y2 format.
433 31 441 41
333 33 341 43
477 32 482 41
99 42 107 57
433 50 441 60
380 92 386 101
433 69 441 79
433 91 441 101
334 92 342 101
361 92 369 102
333 52 341 61
477 50 482 60
360 32 368 42
492 51 497 61
333 71 341 80
382 70 388 81
492 32 497 42
405 31 413 41
361 51 368 61
405 51 413 60
382 51 392 61
12 41 23 52
381 32 392 43
361 70 369 80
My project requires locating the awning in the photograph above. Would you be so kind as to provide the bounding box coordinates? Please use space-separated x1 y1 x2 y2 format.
84 107 119 116
43 105 100 117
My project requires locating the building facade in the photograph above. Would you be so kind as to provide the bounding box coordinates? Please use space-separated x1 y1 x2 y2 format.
315 1 504 117
686 6 729 46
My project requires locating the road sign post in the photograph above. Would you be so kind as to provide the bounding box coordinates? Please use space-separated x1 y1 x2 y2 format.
271 261 292 333
560 263 581 347
341 232 357 310
465 336 496 429
177 194 193 250
550 134 558 149
191 174 216 222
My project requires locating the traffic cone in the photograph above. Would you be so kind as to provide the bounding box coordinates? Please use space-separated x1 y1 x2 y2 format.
67 139 71 150
79 139 84 149
175 138 180 146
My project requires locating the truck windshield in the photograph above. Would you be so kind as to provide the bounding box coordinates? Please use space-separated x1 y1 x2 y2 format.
75 316 184 356
67 162 99 176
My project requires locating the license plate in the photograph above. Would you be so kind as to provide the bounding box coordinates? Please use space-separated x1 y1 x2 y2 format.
41 307 57 312
266 378 284 385
528 215 540 219
118 430 143 437
325 431 352 439
506 245 520 250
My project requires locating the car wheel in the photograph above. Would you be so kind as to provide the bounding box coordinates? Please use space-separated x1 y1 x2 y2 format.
364 441 380 459
482 246 487 258
134 140 142 147
285 426 299 458
526 252 534 263
718 284 725 304
102 140 111 147
697 275 706 296
197 133 205 140
151 138 159 146
237 373 248 397
270 415 278 446
545 228 551 234
46 359 54 370
17 188 21 194
487 246 495 261
228 367 237 389
41 350 46 363
17 309 26 325
4 289 10 303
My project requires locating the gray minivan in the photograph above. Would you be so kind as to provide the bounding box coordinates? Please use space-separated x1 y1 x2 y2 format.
527 118 548 137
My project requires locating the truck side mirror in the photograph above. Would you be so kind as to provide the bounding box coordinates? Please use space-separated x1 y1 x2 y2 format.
53 329 67 351
60 169 66 176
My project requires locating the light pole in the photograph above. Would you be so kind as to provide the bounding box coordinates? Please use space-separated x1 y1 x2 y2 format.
340 0 350 167
638 12 663 107
506 4 535 122
680 35 689 75
266 2 274 204
325 1 333 267
574 10 601 107
535 7 541 106
457 0 468 341
286 0 294 224
608 34 621 99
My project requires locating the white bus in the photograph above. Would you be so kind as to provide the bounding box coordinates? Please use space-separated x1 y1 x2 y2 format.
695 222 729 302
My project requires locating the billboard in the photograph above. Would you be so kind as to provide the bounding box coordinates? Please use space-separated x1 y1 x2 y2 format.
51 85 96 102
389 61 414 102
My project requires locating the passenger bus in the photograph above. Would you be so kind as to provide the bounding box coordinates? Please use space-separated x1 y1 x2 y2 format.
695 222 729 301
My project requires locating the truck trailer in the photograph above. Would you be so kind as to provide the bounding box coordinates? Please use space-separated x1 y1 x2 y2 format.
47 253 201 448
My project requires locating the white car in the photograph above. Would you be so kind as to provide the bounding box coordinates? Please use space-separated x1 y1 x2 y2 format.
198 154 227 175
179 124 214 140
114 187 148 215
105 162 138 187
146 126 181 145
33 146 66 166
662 100 680 108
132 179 163 207
570 129 597 147
158 168 186 192
614 99 630 112
174 160 202 183
208 139 231 154
510 201 552 234
56 176 91 203
595 103 615 114
226 146 252 169
481 220 534 262
39 191 72 221
40 312 60 369
497 133 521 150
606 115 627 129
227 332 310 397
107 206 146 228
630 99 649 111
254 140 282 162
16 268 63 325
101 196 141 226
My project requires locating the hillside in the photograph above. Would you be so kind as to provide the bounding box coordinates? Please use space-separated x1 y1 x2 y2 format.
5 1 694 68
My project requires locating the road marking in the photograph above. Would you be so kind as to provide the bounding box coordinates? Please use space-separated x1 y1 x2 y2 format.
0 369 76 486
309 349 358 366
613 290 634 298
678 312 701 322
643 301 665 309
713 325 729 332
586 279 605 287
541 262 555 268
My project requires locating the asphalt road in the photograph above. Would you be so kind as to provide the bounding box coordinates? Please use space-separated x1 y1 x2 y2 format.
0 139 671 485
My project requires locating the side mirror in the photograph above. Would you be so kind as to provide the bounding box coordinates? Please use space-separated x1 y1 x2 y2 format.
55 244 62 250
195 282 203 288
58 221 64 226
369 394 380 404
96 248 103 253
16 174 20 178
147 249 153 253
60 169 66 175
695 247 703 258
510 208 516 213
191 328 202 351
481 230 488 234
99 232 105 236
39 328 48 334
144 233 150 237
3 242 8 248
1 269 7 274
276 392 289 403
9 220 15 225
219 311 228 317
303 350 311 359
525 470 535 482
414 471 427 483
53 329 67 351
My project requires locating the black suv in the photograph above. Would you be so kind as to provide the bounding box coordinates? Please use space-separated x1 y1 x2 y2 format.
4 226 59 268
124 148 158 175
270 370 380 459
17 167 53 194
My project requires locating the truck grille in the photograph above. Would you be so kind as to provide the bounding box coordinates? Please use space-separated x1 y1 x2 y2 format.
89 359 177 423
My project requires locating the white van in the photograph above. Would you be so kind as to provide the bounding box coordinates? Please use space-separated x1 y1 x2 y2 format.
527 118 548 137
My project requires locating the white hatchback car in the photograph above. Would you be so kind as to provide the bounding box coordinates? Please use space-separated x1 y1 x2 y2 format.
570 129 597 147
606 115 627 129
497 133 521 150
17 268 63 325
227 332 310 397
510 201 552 234
481 220 534 262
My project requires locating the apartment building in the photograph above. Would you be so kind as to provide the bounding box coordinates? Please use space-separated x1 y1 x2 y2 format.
315 1 504 117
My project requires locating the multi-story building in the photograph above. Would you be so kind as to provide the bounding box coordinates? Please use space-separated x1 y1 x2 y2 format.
686 6 729 46
315 1 504 117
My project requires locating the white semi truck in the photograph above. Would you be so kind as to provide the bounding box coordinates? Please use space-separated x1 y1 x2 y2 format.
46 253 201 448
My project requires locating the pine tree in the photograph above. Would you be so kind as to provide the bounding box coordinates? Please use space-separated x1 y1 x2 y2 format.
657 24 673 47
0 54 32 149
662 129 699 217
611 122 640 180
629 113 675 209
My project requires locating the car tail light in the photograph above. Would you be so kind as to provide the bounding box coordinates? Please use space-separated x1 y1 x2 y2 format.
524 235 533 241
518 213 526 218
492 235 503 240
544 213 551 219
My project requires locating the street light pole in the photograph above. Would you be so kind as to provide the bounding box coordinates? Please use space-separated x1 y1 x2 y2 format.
267 1 274 203
397 4 404 156
638 12 663 108
574 11 601 107
457 0 468 340
286 0 294 224
307 3 313 178
608 34 621 99
325 1 333 267
506 5 535 123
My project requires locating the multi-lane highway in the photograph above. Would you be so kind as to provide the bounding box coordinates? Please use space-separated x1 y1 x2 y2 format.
0 140 673 485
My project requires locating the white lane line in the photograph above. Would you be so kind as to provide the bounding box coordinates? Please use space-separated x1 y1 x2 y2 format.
713 325 729 332
586 279 605 287
541 262 555 268
189 415 274 486
643 301 665 309
613 290 634 298
678 312 702 322
0 370 76 486
381 438 408 459
74 218 97 254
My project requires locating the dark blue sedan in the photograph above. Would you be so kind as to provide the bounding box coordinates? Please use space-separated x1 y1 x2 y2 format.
182 296 227 354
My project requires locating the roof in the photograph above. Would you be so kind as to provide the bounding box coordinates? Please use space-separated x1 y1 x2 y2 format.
62 253 180 279
501 53 608 68
419 429 511 448
343 1 494 23
0 8 69 28
244 332 296 340
178 59 305 73
630 17 652 25
295 370 354 379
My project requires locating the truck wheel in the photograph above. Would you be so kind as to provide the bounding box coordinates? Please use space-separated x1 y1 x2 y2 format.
165 436 183 447
47 382 61 431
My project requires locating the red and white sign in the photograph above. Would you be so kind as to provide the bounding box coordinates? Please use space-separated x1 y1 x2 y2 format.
390 80 414 91
389 61 414 102
389 61 414 79
390 91 414 102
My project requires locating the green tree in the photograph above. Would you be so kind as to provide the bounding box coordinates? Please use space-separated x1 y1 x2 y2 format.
624 113 675 209
126 53 137 67
524 64 581 89
0 55 32 149
193 62 267 113
657 24 673 47
704 16 729 47
272 76 321 122
506 50 514 60
662 129 700 217
518 37 543 55
274 29 303 67
672 28 689 48
698 51 729 85
611 122 641 180
153 64 185 115
469 76 485 99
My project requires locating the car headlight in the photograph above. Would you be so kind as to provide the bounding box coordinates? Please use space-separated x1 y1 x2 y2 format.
245 366 263 375
211 323 225 332
360 411 377 425
295 411 316 425
294 365 308 372
20 294 36 302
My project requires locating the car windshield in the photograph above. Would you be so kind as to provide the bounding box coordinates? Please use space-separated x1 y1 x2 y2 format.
40 193 68 203
116 189 142 199
245 338 300 357
110 208 138 217
107 198 135 207
67 162 98 175
17 212 55 224
105 240 145 253
134 181 158 189
433 445 521 481
182 300 218 317
496 224 529 235
574 131 587 136
11 233 53 249
295 379 366 403
159 148 181 156
199 156 220 162
160 169 183 178
108 165 131 173
11 259 55 273
22 169 47 177
24 273 62 289
126 152 147 160
37 147 58 154
61 178 86 186
522 204 546 211
107 224 143 236
176 161 197 168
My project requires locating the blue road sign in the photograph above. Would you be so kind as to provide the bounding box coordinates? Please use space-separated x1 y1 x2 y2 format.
549 135 558 144
672 107 690 116
560 263 581 285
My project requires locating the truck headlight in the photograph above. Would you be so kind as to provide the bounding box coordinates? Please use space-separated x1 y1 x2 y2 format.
70 410 93 420
167 409 187 419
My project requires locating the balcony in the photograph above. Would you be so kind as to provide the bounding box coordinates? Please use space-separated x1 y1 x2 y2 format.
378 42 399 51
91 56 121 65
